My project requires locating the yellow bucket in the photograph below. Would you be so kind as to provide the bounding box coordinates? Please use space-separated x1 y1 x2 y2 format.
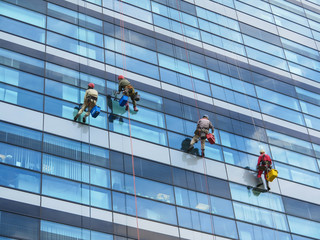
267 169 278 182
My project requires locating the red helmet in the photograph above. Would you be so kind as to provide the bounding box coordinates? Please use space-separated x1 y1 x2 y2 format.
118 75 124 80
88 83 95 88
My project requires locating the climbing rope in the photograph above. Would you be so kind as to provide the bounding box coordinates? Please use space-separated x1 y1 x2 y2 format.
119 1 140 239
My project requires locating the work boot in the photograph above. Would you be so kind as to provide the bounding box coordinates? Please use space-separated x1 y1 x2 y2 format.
125 103 129 111
201 149 205 157
82 117 86 123
187 145 194 152
134 106 138 112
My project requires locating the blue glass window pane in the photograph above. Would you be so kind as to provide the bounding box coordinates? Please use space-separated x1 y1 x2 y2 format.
153 14 200 40
246 47 288 71
43 133 81 160
90 165 110 188
274 16 312 37
46 62 79 86
105 36 157 64
151 2 197 27
201 31 246 56
112 192 177 225
165 115 195 136
47 17 103 47
109 117 167 146
230 183 285 212
223 147 257 170
271 5 308 26
112 171 174 203
41 220 90 240
196 7 239 31
47 32 104 61
0 83 43 111
211 195 234 218
45 79 79 103
211 85 260 111
285 50 320 72
0 164 40 193
275 162 320 188
305 114 320 131
266 130 313 156
47 17 78 39
209 0 234 7
91 186 111 209
270 145 318 172
91 231 113 240
0 65 44 93
42 154 89 183
0 122 42 151
288 215 320 239
243 35 284 58
44 96 78 119
259 100 305 125
199 19 242 43
114 53 159 79
47 31 78 53
0 142 41 171
42 175 90 204
209 71 256 96
237 221 292 240
0 16 45 43
103 0 152 23
123 0 150 10
158 54 208 81
235 1 274 23
299 92 320 108
281 38 320 61
135 90 163 111
288 62 320 83
213 215 238 239
0 211 39 240
0 48 44 76
233 202 289 231
300 101 320 117
256 86 300 111
220 130 269 156
112 99 164 127
0 1 46 27
80 73 106 93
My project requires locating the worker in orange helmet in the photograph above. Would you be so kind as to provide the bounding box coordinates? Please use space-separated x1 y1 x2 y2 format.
256 148 272 191
74 83 98 123
117 75 139 112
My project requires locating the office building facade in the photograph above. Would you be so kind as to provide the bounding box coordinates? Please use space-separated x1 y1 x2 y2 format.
0 0 320 239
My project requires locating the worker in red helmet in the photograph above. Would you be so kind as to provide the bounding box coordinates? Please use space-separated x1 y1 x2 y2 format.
256 148 272 191
117 75 139 112
74 83 98 123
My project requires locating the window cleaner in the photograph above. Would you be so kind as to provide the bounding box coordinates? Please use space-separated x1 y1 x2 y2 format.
187 115 215 157
117 75 139 112
256 149 272 191
74 83 99 123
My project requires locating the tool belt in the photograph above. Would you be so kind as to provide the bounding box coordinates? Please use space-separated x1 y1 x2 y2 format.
197 128 209 140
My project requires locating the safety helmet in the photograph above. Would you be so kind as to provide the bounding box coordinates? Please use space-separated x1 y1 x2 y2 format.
118 75 124 80
88 83 95 88
260 148 265 153
203 114 209 119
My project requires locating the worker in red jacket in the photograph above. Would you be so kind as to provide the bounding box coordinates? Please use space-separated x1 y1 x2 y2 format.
257 149 272 191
